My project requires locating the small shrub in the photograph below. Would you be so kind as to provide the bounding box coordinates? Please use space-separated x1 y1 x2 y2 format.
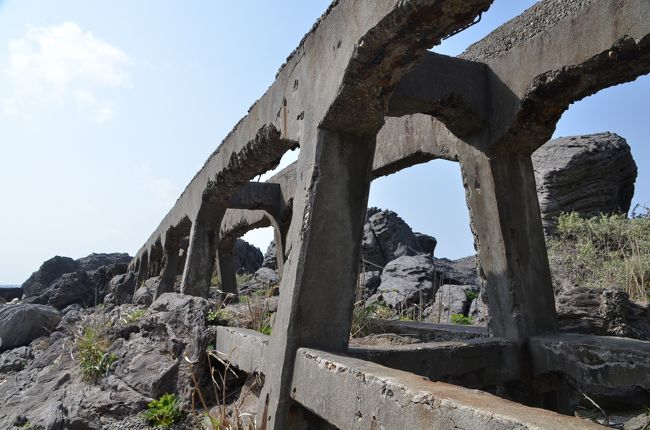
143 393 182 428
75 325 117 382
465 290 479 301
211 275 221 287
207 308 232 323
245 298 272 335
121 307 146 325
450 314 474 325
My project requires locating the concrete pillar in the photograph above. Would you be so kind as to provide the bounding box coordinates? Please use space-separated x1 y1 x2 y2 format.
136 252 149 290
269 217 288 277
258 128 376 429
216 237 237 294
156 239 180 298
458 143 558 341
181 210 223 297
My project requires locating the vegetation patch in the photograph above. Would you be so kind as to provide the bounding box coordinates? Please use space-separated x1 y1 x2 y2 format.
450 314 474 325
74 324 117 382
547 209 650 301
143 393 183 428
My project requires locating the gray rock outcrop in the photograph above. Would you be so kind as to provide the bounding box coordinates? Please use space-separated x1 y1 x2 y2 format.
556 287 650 340
432 256 479 287
532 132 637 233
361 208 436 269
0 304 61 351
233 239 263 274
21 253 131 309
370 254 436 309
262 241 278 270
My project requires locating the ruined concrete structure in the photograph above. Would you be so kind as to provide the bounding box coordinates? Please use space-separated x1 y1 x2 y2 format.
131 1 650 428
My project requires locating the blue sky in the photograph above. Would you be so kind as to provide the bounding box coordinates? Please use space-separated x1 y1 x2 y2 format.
0 1 648 284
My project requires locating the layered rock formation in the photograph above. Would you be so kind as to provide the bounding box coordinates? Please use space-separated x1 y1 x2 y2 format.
532 132 637 233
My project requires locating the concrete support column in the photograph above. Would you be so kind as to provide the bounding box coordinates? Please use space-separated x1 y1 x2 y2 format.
269 217 288 277
135 253 149 290
258 127 376 429
216 237 237 294
181 209 224 297
156 240 180 298
458 143 558 341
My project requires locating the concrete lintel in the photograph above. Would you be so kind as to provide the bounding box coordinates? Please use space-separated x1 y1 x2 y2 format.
292 348 605 430
368 319 488 342
228 182 283 217
348 338 520 388
529 333 650 391
215 326 268 374
388 52 488 137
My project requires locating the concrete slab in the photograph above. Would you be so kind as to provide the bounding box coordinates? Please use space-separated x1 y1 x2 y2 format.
215 326 268 374
292 348 605 430
348 338 520 388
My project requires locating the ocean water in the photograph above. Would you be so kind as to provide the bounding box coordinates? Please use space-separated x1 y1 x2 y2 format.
0 285 20 289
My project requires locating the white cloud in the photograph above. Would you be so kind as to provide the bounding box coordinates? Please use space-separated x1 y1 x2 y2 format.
3 21 132 122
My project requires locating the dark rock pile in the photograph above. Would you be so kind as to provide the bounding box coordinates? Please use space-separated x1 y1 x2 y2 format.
22 253 132 309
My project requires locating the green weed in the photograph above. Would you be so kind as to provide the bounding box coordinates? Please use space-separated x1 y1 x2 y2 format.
143 393 183 428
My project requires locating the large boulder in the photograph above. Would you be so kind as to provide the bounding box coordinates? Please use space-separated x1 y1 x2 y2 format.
532 132 637 233
104 272 137 305
432 255 479 287
370 254 436 309
429 284 479 323
361 208 436 269
233 239 263 274
0 304 61 351
22 256 79 297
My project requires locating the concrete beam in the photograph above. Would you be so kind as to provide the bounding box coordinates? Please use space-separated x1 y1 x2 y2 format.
292 348 605 430
348 338 520 388
387 52 489 137
529 333 650 391
228 182 283 218
214 326 268 374
367 319 487 342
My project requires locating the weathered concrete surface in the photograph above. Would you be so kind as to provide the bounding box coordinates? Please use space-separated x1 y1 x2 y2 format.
348 338 520 388
368 319 487 342
215 326 268 375
292 348 605 430
529 333 650 391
